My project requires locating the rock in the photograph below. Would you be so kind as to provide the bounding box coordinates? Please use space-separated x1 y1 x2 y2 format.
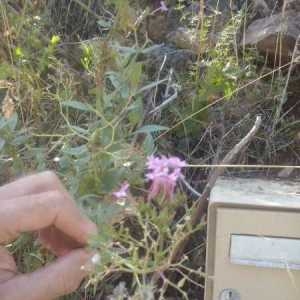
286 0 300 11
141 45 196 76
146 8 181 43
186 0 248 14
147 1 249 51
146 12 169 43
166 27 200 53
252 0 272 17
243 11 300 63
252 0 300 17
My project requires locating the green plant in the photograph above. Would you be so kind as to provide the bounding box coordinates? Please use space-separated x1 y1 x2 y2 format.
172 10 257 138
1 1 299 299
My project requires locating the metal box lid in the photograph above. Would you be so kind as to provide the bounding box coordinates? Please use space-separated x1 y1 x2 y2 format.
209 177 300 210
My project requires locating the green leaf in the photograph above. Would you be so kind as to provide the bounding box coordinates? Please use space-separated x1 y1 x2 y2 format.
101 169 123 192
126 62 142 90
12 134 28 146
70 125 89 135
0 138 5 152
97 19 113 28
58 156 72 171
106 72 122 90
103 93 113 108
99 126 114 147
135 125 169 134
106 72 129 98
75 156 91 171
142 133 156 155
0 118 7 130
83 198 124 229
62 100 93 112
62 145 88 157
128 99 143 126
0 62 14 80
7 114 18 131
120 85 130 98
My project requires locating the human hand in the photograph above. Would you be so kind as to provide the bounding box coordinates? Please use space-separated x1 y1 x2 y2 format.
0 171 97 300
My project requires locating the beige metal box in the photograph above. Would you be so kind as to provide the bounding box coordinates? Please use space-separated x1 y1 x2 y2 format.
205 177 300 300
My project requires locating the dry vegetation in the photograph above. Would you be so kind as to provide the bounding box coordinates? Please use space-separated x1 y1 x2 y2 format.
0 0 299 299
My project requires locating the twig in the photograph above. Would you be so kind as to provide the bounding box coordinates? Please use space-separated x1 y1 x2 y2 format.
180 177 202 198
152 54 167 109
149 84 179 114
187 164 300 169
164 68 174 98
272 35 300 133
170 115 262 263
136 78 168 95
151 116 262 290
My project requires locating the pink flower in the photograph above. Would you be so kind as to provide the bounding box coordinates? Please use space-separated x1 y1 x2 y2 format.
159 1 168 12
113 182 130 199
166 156 187 168
146 155 186 201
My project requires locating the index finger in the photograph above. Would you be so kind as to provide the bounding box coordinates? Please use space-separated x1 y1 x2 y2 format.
0 190 97 245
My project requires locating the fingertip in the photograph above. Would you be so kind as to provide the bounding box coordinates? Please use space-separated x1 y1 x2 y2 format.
40 249 92 295
82 220 98 241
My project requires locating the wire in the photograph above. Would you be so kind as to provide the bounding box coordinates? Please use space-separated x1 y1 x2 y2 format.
186 164 300 169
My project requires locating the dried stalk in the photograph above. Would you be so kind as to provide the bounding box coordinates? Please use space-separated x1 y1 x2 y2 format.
152 116 262 297
170 115 262 263
152 116 262 291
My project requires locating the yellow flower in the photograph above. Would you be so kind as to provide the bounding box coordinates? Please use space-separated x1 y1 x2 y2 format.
50 35 60 46
15 47 24 58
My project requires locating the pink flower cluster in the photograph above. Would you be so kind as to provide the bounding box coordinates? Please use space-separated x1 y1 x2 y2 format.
112 155 186 202
146 155 186 200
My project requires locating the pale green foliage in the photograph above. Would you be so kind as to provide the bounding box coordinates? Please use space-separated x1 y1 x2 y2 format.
86 194 204 299
176 9 256 137
1 1 294 299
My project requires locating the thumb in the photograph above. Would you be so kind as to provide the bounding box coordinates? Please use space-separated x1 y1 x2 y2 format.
0 249 92 300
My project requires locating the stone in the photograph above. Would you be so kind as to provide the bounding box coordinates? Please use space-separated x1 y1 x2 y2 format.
252 0 272 17
251 0 300 18
146 8 181 43
166 27 200 53
140 45 196 76
243 11 300 63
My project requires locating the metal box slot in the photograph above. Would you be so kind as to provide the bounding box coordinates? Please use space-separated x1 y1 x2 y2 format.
230 234 300 270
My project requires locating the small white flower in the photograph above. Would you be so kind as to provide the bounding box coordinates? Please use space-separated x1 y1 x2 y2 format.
53 157 60 162
123 161 132 167
116 198 126 206
184 215 191 221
